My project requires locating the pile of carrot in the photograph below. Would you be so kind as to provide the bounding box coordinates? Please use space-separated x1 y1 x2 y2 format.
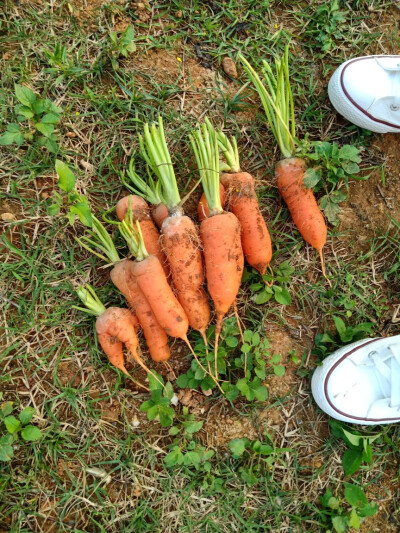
73 48 332 384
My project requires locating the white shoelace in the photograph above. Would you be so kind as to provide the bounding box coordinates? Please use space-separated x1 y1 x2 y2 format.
367 344 400 409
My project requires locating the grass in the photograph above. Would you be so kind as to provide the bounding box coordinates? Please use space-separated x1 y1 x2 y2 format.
1 0 400 531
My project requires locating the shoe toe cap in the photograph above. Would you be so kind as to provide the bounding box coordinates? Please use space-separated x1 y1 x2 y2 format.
341 58 383 110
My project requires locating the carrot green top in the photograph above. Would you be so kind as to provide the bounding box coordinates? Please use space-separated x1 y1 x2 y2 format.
216 126 241 174
118 211 148 262
238 45 295 159
190 120 222 216
73 284 106 317
123 157 165 207
139 116 181 212
76 216 120 264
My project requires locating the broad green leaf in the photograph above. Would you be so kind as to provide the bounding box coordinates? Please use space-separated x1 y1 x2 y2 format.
253 384 268 401
339 145 361 163
229 438 248 457
270 354 281 364
0 130 23 146
225 336 238 348
176 374 189 388
344 484 367 507
69 203 92 227
342 448 363 477
303 167 321 189
327 496 340 510
146 405 158 421
274 288 291 305
348 509 360 529
254 289 272 305
0 437 13 462
251 332 260 346
330 190 348 204
341 428 362 448
358 502 378 517
183 421 203 434
139 400 153 412
164 447 184 467
15 105 34 119
19 406 35 425
163 381 174 400
243 330 253 343
323 199 341 225
332 315 346 338
41 113 60 124
122 25 135 46
332 516 348 533
169 426 180 436
35 122 55 137
55 160 76 192
1 402 13 417
158 406 174 427
273 365 285 377
4 416 21 434
15 84 36 106
342 162 360 175
21 425 42 442
47 203 61 216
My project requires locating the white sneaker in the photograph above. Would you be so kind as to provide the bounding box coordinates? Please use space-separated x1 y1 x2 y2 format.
328 55 400 133
311 336 400 425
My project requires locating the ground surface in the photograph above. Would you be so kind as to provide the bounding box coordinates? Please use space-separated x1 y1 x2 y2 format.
1 1 400 532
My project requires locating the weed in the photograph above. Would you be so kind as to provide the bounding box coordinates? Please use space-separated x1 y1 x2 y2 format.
247 260 294 305
0 399 42 462
140 372 176 427
0 84 62 153
319 483 378 531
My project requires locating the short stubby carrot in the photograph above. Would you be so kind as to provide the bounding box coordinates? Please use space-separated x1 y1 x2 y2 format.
221 172 272 276
131 254 189 340
110 259 170 361
276 158 327 272
95 307 140 376
161 213 210 340
200 211 244 337
116 195 169 276
197 183 226 222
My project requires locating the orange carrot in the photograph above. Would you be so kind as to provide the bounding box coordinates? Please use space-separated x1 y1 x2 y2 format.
138 118 211 341
74 285 140 377
197 183 226 222
240 47 330 284
152 203 169 229
110 259 170 362
116 195 169 276
190 122 244 375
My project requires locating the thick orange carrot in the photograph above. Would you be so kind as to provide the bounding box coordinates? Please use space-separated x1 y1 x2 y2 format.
200 211 244 338
276 158 328 278
161 214 210 340
152 203 169 229
110 259 170 362
95 307 139 376
198 183 226 222
131 254 189 339
220 172 272 275
116 195 169 276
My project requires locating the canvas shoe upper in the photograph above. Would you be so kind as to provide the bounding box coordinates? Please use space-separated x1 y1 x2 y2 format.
311 336 400 425
328 55 400 133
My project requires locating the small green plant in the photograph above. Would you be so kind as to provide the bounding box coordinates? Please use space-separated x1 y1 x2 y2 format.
44 44 90 85
0 400 43 461
299 141 363 225
47 160 92 227
228 434 289 486
108 25 136 69
298 0 347 54
320 483 378 532
177 319 269 403
164 407 214 470
329 420 381 477
248 261 294 306
0 84 62 152
140 372 176 427
314 316 375 361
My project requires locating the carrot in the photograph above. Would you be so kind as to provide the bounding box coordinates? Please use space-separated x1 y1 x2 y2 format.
216 126 272 276
152 203 169 229
239 47 330 285
73 285 140 377
110 259 171 362
76 217 170 362
190 122 244 377
119 218 189 340
138 117 211 342
115 194 169 276
197 183 226 222
122 158 169 229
